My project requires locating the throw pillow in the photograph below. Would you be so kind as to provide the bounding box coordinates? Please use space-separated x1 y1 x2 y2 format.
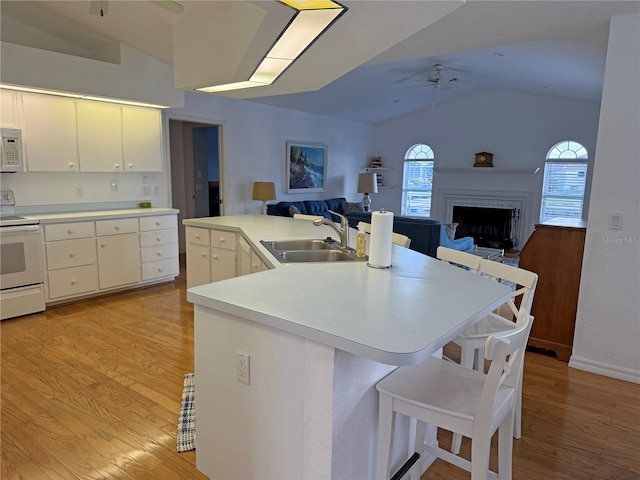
444 223 459 240
341 201 365 214
288 205 300 216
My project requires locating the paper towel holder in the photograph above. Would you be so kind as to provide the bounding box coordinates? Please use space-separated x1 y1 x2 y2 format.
367 208 393 269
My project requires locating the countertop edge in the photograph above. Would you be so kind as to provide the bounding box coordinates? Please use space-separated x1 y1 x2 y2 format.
28 208 179 223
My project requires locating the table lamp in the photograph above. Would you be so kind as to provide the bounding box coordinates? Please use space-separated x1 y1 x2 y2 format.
252 181 276 215
357 173 378 212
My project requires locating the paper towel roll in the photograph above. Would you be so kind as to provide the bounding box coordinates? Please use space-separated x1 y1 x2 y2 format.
368 209 394 268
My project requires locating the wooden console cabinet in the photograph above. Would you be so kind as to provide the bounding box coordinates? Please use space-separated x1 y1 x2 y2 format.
518 218 586 361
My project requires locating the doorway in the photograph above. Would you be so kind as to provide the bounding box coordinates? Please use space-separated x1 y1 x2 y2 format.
168 118 223 259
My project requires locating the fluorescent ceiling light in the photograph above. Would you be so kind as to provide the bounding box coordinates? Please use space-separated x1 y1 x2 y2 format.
0 84 170 109
198 81 264 93
196 0 346 93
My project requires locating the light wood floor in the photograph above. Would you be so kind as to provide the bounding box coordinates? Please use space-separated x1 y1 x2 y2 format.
1 270 639 480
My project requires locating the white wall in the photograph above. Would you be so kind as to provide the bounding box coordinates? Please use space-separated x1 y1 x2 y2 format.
369 90 601 243
571 13 640 383
167 92 372 216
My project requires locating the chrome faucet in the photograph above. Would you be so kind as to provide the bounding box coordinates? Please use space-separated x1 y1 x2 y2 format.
313 210 350 249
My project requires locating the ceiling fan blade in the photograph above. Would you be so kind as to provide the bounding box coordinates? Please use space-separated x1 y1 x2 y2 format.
89 0 109 16
149 1 184 14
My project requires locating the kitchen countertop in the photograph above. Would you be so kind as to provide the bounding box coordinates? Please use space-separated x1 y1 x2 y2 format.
185 215 512 365
26 208 179 224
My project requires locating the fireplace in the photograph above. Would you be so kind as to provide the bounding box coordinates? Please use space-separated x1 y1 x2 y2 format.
440 190 532 250
453 206 516 249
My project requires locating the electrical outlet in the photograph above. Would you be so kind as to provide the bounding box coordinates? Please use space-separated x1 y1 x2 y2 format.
76 186 84 198
142 186 151 196
236 351 250 385
153 186 159 196
111 180 118 192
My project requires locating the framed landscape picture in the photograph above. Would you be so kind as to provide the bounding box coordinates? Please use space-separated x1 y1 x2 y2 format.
286 141 327 193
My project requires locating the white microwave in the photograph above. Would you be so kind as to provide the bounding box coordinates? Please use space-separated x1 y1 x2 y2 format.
1 128 24 173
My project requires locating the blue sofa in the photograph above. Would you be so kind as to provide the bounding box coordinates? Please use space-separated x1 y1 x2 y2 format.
344 212 474 258
266 197 347 221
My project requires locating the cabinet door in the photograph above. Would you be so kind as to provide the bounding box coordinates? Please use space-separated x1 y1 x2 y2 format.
122 106 162 172
210 247 236 282
237 237 252 276
0 89 19 127
77 101 124 172
96 233 141 289
186 243 211 289
22 93 79 172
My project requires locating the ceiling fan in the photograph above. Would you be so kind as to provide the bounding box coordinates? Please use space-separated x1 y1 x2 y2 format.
89 0 184 17
403 64 460 109
425 64 459 88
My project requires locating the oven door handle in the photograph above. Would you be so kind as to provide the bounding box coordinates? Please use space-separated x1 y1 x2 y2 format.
0 224 41 235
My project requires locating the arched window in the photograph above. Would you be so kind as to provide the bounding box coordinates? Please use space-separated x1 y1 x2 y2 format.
401 144 434 217
540 140 588 222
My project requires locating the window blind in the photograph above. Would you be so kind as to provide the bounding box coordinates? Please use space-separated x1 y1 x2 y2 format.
401 160 433 217
540 162 587 222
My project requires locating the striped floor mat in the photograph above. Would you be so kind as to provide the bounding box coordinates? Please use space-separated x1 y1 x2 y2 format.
177 373 196 452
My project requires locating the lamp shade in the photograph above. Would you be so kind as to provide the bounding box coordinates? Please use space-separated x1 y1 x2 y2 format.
252 182 276 201
357 173 378 194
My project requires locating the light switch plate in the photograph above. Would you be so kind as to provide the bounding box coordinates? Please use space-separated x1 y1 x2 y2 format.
610 212 623 230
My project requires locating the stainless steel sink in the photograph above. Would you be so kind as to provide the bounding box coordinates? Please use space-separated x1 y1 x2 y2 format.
277 249 359 263
261 238 336 251
260 238 366 263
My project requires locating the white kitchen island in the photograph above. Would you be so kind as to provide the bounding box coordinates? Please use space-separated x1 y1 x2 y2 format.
184 215 511 480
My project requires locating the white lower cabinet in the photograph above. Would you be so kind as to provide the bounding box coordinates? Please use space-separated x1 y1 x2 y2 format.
43 211 178 303
185 226 238 287
238 236 266 276
48 265 98 299
210 248 236 282
96 232 141 289
139 215 179 281
44 223 98 300
186 226 270 288
186 227 211 289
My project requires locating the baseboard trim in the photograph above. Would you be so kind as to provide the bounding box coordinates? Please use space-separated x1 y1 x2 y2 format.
569 355 640 384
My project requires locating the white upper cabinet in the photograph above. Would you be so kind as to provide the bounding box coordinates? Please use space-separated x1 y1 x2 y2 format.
77 101 124 173
0 89 20 127
122 106 163 172
22 93 80 172
18 92 163 173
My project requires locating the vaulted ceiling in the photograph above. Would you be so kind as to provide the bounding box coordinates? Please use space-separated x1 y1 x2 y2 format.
2 1 639 123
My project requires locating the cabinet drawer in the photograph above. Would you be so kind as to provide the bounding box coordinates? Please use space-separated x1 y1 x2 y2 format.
186 226 210 246
211 230 237 250
140 228 178 248
139 215 177 232
141 258 179 281
140 243 179 263
48 264 98 299
45 222 94 241
46 238 96 270
96 218 139 236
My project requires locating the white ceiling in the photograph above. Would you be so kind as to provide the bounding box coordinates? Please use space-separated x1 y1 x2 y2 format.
2 1 639 123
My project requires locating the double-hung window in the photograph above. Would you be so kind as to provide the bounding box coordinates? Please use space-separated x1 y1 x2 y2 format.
401 144 434 217
540 141 588 222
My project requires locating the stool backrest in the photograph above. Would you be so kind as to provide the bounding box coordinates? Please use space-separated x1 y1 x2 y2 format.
437 246 482 273
479 308 532 425
478 259 538 319
357 221 412 248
